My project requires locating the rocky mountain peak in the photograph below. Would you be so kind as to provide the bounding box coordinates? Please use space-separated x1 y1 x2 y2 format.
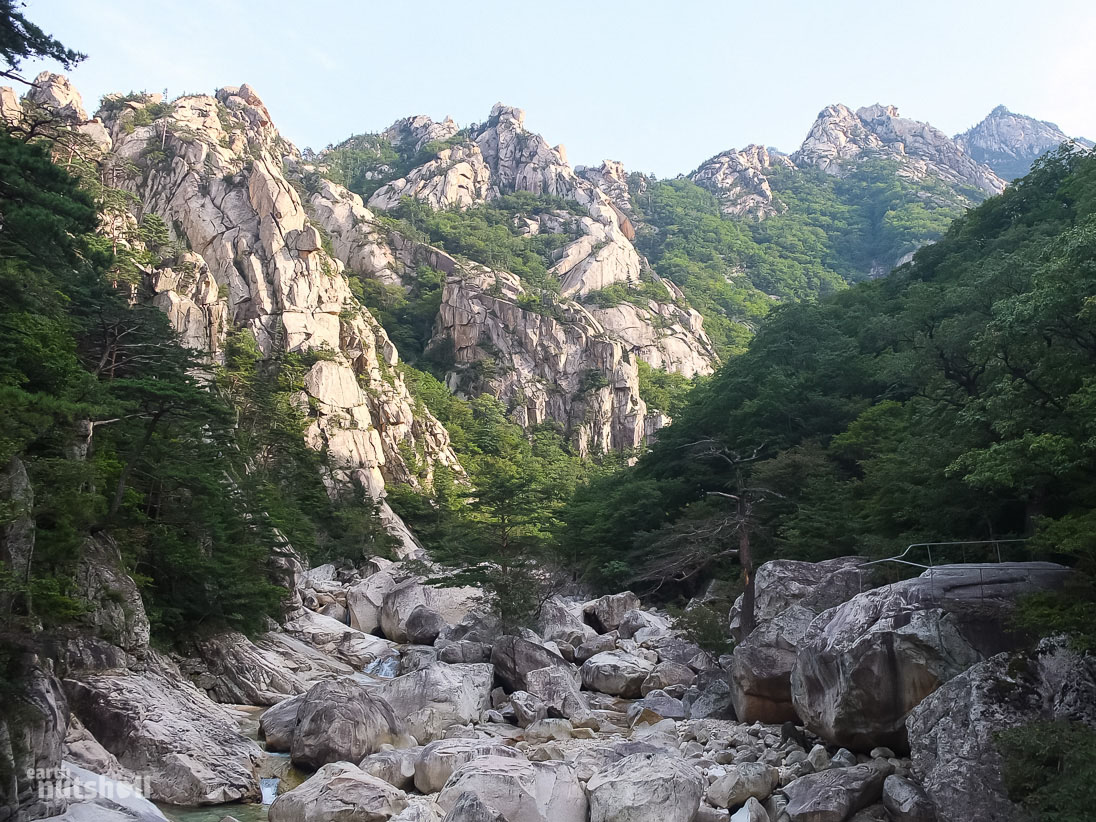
955 105 1094 180
690 143 795 219
381 113 459 152
793 101 1006 195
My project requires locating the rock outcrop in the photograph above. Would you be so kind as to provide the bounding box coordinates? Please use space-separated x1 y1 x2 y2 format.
690 145 795 219
792 103 1006 195
89 81 460 522
906 637 1096 822
790 562 1070 751
955 104 1093 180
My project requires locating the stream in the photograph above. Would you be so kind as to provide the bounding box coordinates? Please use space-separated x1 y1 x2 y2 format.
156 706 309 822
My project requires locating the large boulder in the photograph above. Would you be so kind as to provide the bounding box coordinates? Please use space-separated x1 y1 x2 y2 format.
441 791 507 822
706 762 780 809
63 655 261 805
583 592 641 633
437 756 586 822
490 636 574 693
683 668 735 719
791 562 1070 751
586 751 705 822
580 651 654 698
906 638 1096 822
406 605 448 646
377 663 493 743
523 666 595 726
780 761 893 822
1 657 68 821
617 610 671 641
269 761 408 822
380 580 482 643
881 775 935 822
729 557 865 724
283 609 399 670
259 693 304 752
414 739 525 794
290 679 408 770
361 747 422 792
347 567 402 633
536 598 596 646
640 662 695 696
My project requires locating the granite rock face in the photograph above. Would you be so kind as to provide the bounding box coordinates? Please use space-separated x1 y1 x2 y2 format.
955 104 1093 180
792 103 1006 196
691 144 795 219
906 638 1096 822
88 81 461 530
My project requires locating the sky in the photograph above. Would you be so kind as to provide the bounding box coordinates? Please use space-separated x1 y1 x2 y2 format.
19 0 1096 178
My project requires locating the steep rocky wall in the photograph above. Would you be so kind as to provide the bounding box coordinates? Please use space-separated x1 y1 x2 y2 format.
75 80 463 501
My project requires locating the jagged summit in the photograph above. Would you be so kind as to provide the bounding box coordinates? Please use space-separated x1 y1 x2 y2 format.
792 102 1005 195
690 144 795 219
956 105 1094 180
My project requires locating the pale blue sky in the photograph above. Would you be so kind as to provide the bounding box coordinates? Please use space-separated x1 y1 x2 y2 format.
21 0 1096 177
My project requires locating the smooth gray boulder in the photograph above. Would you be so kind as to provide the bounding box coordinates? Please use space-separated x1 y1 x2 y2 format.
377 663 493 743
490 636 573 692
414 739 524 794
791 562 1070 751
360 747 422 791
580 650 654 698
290 679 408 770
268 761 408 822
524 666 596 726
259 693 305 752
437 755 586 822
640 661 696 696
781 761 893 822
706 762 780 808
882 775 936 822
587 751 705 822
583 592 641 633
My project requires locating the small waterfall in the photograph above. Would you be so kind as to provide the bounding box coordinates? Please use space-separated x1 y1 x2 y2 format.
363 653 400 679
260 778 280 805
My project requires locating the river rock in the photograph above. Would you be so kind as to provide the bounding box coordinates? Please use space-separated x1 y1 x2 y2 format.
583 592 641 633
380 580 481 643
536 598 597 646
290 679 407 770
377 663 493 743
491 636 574 692
406 606 448 646
347 567 402 633
641 662 696 695
441 791 507 822
523 666 596 726
360 747 422 791
586 751 705 822
414 739 524 794
617 610 671 641
906 637 1096 822
791 562 1070 751
259 693 304 752
881 775 935 822
580 651 654 698
706 762 780 808
437 641 491 664
283 609 399 670
64 655 261 805
437 756 586 822
269 761 408 822
781 761 893 822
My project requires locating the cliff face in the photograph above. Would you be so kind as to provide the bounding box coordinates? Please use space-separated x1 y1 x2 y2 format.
690 144 795 219
10 76 463 515
792 103 1006 195
315 104 717 453
955 104 1094 180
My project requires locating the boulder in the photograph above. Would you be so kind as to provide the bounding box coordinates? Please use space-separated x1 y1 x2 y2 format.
523 666 596 726
586 751 705 822
881 775 935 822
730 798 769 822
396 796 446 822
377 663 493 743
441 791 507 822
706 762 780 808
380 580 481 643
490 636 574 693
906 637 1096 822
641 662 696 696
64 656 261 805
642 635 713 671
583 592 641 633
781 761 892 822
46 761 171 822
684 669 735 720
565 741 664 782
437 641 491 664
361 747 422 791
73 535 150 652
630 689 686 721
268 761 408 822
347 567 401 633
437 756 586 822
290 679 407 770
509 691 548 728
791 562 1070 751
1 658 68 821
283 609 399 670
574 633 617 663
414 739 524 794
259 693 305 752
580 651 654 698
406 606 448 646
617 610 672 641
536 598 596 645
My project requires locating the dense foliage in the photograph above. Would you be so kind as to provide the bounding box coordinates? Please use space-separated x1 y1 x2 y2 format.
564 148 1096 642
996 720 1096 822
